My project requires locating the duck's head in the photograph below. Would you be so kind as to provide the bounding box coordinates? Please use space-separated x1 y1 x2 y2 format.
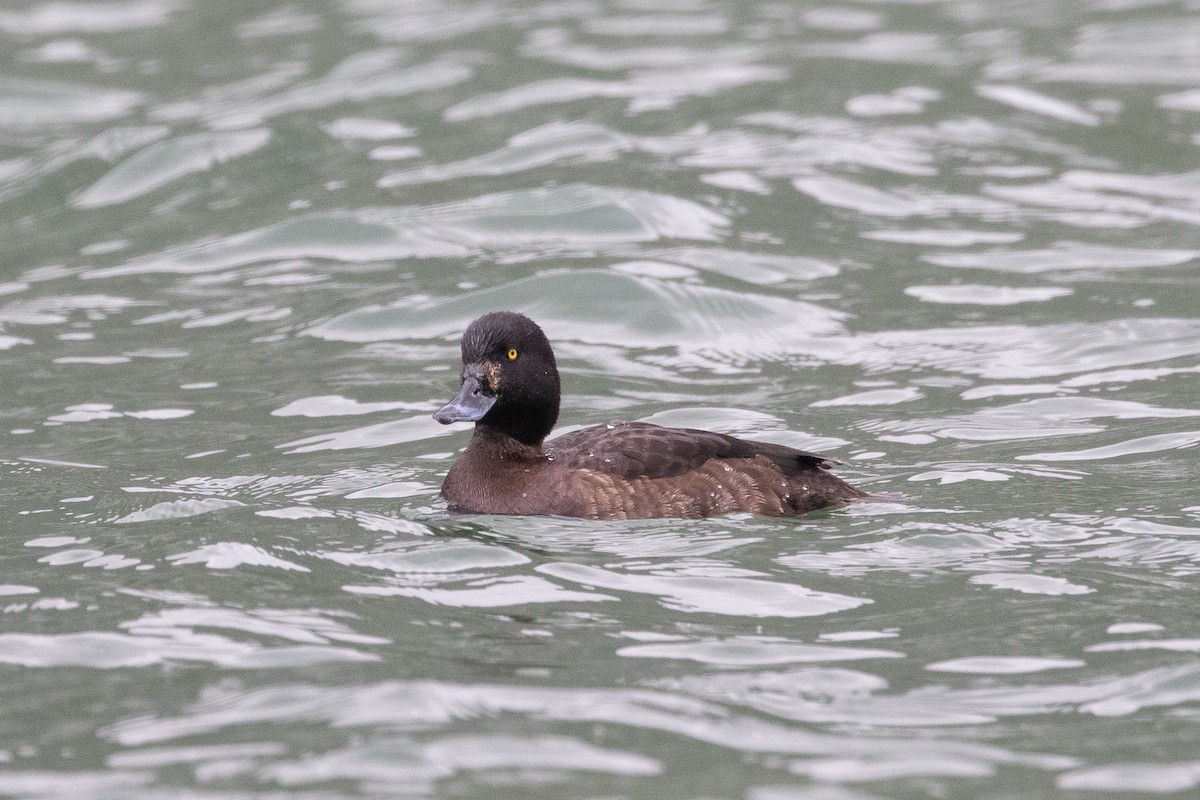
434 311 561 445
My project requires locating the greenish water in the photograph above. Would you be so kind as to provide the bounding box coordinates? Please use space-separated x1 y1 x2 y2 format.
2 1 1200 798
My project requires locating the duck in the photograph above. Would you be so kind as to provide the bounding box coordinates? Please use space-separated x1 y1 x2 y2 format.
433 311 865 519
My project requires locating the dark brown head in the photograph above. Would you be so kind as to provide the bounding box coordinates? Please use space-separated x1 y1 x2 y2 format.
433 311 561 446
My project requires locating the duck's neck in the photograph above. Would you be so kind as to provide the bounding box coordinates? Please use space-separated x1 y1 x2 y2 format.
441 424 550 515
468 423 547 460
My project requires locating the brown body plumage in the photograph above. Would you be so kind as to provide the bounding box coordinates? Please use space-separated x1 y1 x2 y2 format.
435 312 865 520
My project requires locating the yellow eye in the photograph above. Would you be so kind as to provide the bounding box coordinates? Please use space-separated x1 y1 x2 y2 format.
506 348 518 361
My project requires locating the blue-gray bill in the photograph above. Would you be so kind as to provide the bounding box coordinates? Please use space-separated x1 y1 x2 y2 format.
434 373 496 424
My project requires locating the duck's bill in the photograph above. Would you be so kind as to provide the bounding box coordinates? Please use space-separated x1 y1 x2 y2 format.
433 374 496 424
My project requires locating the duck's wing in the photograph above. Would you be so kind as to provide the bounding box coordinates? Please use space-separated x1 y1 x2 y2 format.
547 421 835 481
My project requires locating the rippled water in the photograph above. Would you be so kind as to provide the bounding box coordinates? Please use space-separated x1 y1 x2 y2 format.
2 1 1199 798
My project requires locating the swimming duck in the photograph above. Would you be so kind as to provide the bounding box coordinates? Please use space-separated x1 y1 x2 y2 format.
434 311 864 519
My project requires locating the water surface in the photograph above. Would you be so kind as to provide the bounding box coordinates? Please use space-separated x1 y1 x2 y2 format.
2 1 1200 798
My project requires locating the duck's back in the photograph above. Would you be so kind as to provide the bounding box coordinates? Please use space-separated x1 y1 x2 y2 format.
544 422 863 519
